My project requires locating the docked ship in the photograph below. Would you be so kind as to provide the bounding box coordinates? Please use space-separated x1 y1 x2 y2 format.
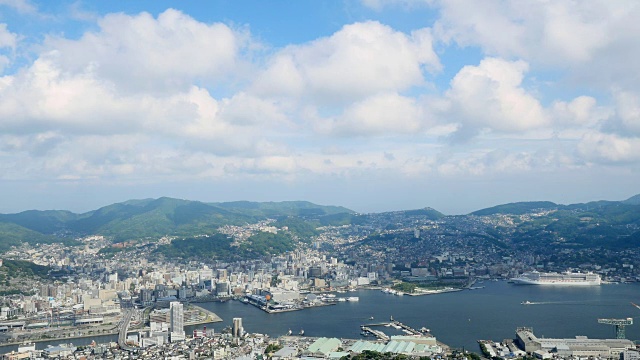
510 271 601 286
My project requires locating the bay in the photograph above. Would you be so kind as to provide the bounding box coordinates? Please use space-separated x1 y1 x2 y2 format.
196 281 640 351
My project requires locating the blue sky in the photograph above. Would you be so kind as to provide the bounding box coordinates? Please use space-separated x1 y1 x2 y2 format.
0 0 639 214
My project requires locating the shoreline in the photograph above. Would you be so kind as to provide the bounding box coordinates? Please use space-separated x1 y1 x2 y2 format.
0 330 119 348
407 288 464 296
0 306 223 349
187 304 223 325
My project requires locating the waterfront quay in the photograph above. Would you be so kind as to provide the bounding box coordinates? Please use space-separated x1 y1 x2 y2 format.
243 293 342 314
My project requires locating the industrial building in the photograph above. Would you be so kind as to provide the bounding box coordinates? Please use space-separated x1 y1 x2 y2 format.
304 337 342 357
348 336 441 357
515 327 634 358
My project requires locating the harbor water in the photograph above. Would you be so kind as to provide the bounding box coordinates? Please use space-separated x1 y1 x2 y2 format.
196 280 640 350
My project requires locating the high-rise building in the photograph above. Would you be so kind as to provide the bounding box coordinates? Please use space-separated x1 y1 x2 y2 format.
232 317 243 338
169 301 185 342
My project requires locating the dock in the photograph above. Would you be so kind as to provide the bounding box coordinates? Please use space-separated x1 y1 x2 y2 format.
360 319 431 341
360 326 390 341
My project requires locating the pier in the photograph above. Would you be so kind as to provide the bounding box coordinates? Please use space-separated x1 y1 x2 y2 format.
360 319 431 341
360 326 390 341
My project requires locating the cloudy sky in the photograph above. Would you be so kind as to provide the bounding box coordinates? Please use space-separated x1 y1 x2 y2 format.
0 0 639 214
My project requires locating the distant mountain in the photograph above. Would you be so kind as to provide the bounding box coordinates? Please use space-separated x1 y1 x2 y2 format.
2 195 638 256
0 210 78 234
0 197 355 251
471 195 640 216
0 222 80 253
403 207 445 219
470 201 558 216
623 194 640 205
212 200 353 217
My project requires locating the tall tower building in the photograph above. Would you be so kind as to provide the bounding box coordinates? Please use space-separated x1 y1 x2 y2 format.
232 317 243 338
170 301 185 342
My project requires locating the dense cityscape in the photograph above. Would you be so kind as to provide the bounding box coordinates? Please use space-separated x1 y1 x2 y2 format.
1 198 640 359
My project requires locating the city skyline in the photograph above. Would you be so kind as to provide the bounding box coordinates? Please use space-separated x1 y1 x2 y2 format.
0 1 639 215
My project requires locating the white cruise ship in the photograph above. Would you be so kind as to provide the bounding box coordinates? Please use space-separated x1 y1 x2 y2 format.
510 271 601 286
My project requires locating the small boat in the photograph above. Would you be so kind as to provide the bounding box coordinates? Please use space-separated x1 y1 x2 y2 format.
287 329 292 335
369 316 374 320
521 301 533 305
299 329 305 336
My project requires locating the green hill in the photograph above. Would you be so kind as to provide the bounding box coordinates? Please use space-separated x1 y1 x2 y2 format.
623 194 640 205
154 231 299 261
403 207 445 219
0 210 77 234
471 201 558 215
0 222 76 253
213 200 353 217
0 197 355 251
510 202 640 249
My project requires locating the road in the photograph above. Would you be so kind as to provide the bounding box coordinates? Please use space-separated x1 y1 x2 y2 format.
117 300 136 351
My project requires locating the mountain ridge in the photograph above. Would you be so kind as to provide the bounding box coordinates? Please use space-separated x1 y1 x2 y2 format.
0 197 355 252
1 194 638 254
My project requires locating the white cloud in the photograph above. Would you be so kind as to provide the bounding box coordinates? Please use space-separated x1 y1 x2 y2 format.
318 93 426 136
443 57 548 135
360 0 428 11
432 1 640 91
0 3 637 195
434 1 622 63
0 57 291 158
252 21 440 104
0 0 37 14
551 96 611 128
578 132 640 164
45 9 247 94
0 23 17 49
613 91 640 135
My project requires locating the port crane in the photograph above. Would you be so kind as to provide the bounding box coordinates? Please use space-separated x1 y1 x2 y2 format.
597 318 633 339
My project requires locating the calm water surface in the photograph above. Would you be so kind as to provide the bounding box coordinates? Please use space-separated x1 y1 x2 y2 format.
197 281 640 350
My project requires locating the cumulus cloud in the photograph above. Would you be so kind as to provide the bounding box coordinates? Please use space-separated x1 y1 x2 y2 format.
612 91 640 135
318 93 426 136
0 24 17 73
0 60 294 161
551 96 612 128
442 57 548 137
0 9 296 160
0 3 637 192
434 1 617 63
361 0 429 11
252 21 440 104
0 24 17 49
432 0 640 90
578 132 640 164
0 0 37 14
45 9 247 94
